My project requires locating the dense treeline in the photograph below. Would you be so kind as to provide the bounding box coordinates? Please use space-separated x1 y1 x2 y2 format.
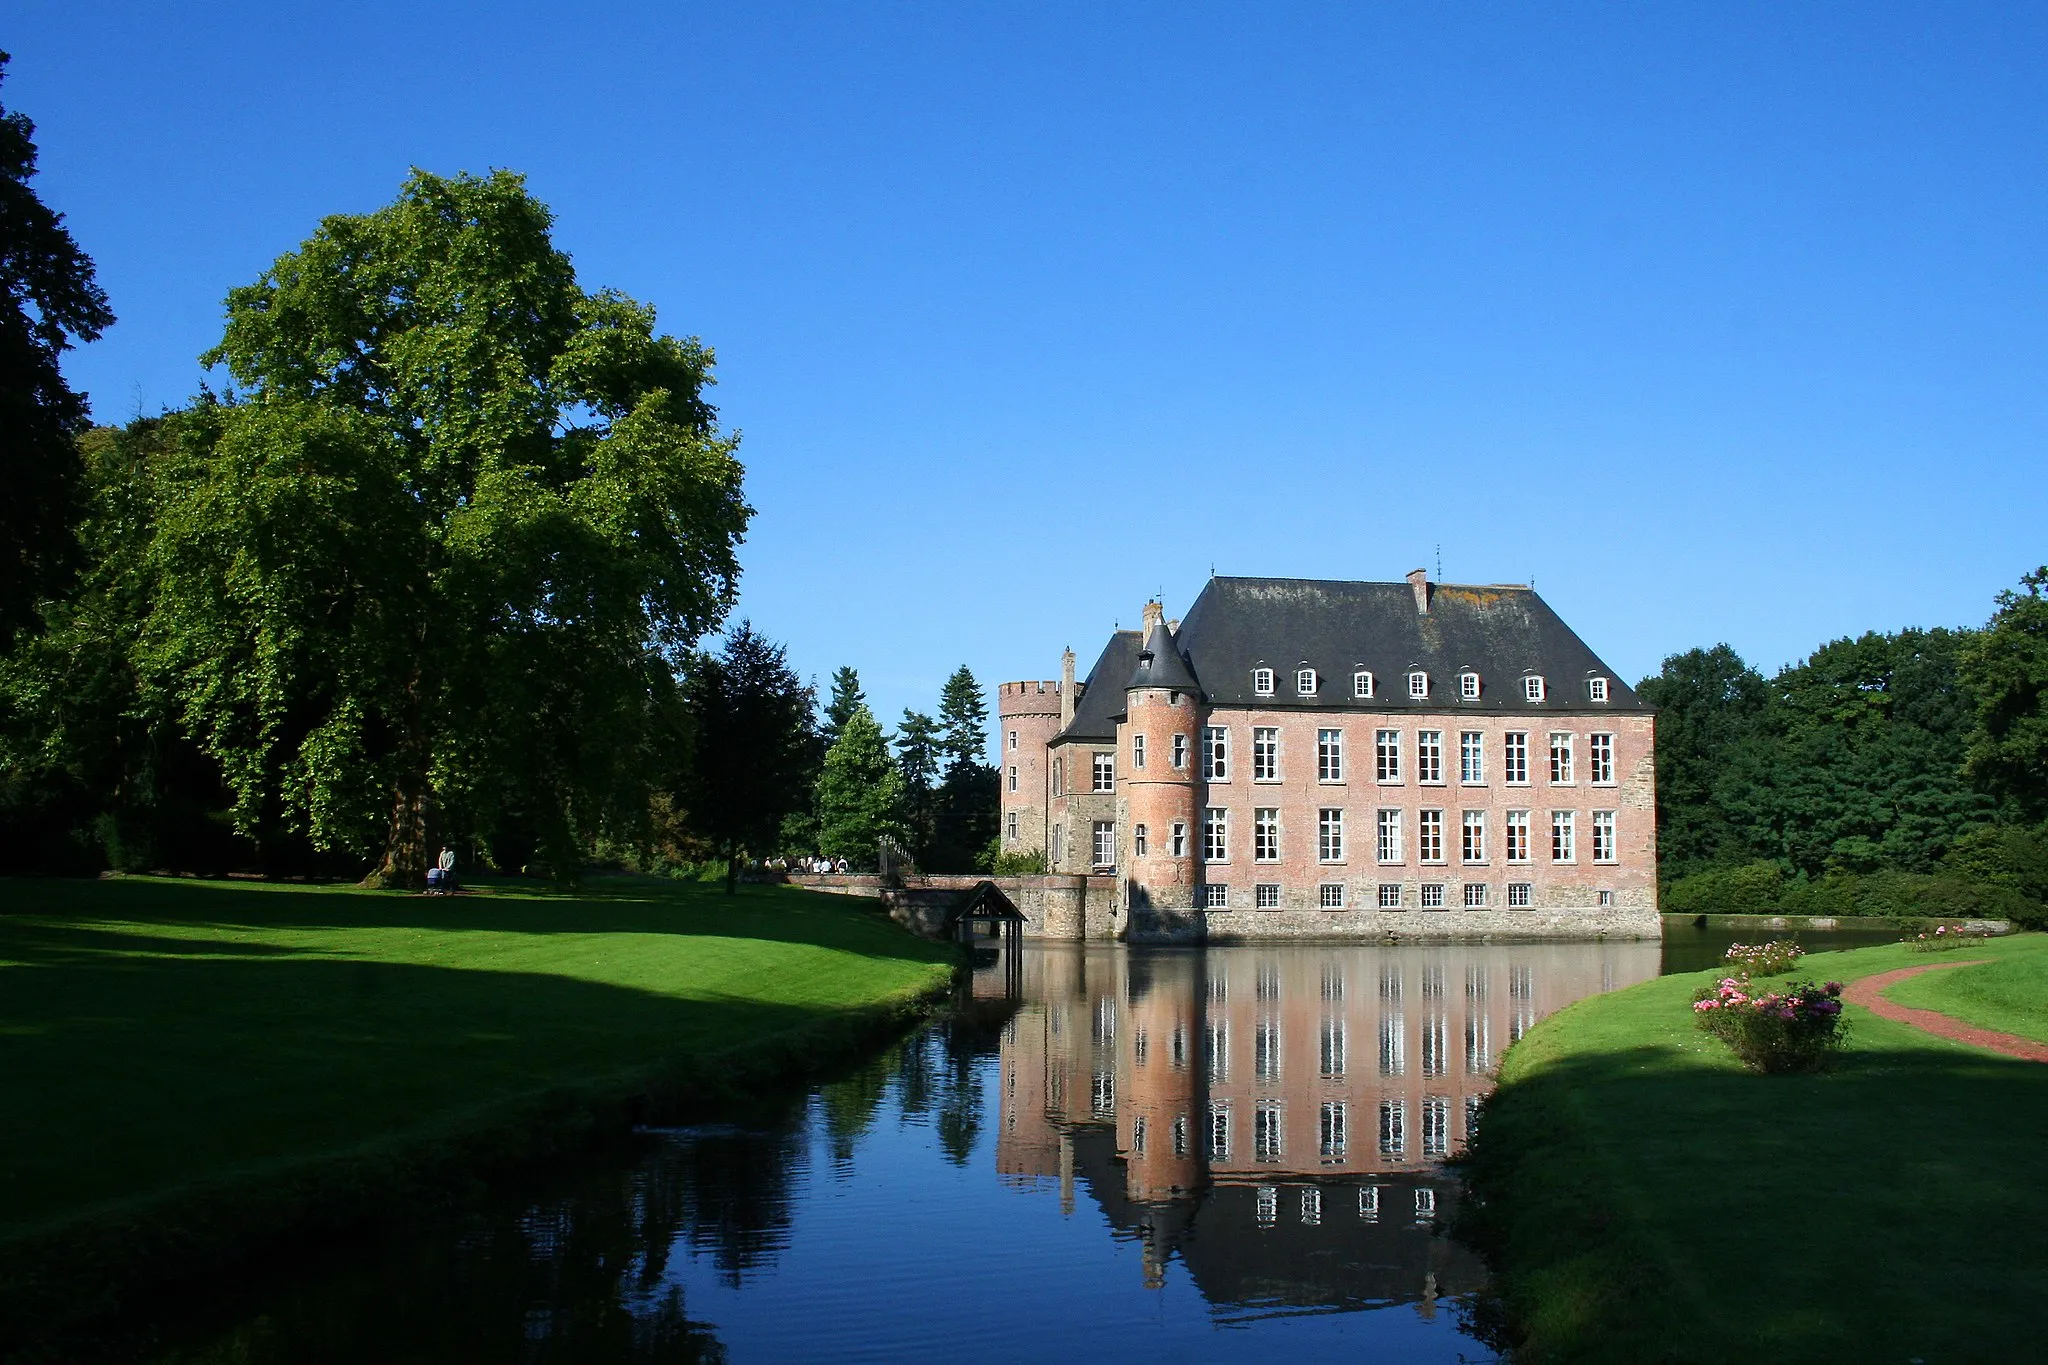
1641 570 2048 923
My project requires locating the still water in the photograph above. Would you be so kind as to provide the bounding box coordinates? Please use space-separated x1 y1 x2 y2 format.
151 938 1696 1363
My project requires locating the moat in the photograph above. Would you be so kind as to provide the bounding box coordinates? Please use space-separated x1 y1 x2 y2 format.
141 930 1895 1363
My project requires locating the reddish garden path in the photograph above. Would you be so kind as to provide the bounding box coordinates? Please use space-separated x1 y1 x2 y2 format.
1844 961 2048 1063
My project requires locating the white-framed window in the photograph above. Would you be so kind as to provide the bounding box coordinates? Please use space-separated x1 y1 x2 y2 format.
1422 1096 1450 1157
1598 888 1615 906
1588 676 1610 702
1255 882 1281 909
1007 765 1017 792
1459 731 1484 784
1254 808 1280 863
1171 733 1188 768
1132 1113 1148 1154
1408 670 1429 699
1379 1099 1406 1156
1255 1015 1282 1077
1376 809 1403 863
1378 882 1403 908
1464 882 1489 908
1254 1101 1283 1160
1379 1011 1405 1073
1252 726 1279 781
1416 730 1443 783
1505 810 1531 863
1593 810 1617 863
1201 883 1229 909
1318 808 1345 862
1354 669 1375 699
1006 812 1018 839
1461 810 1486 862
1297 667 1318 697
1203 807 1229 862
1133 823 1148 857
1170 821 1188 857
1093 751 1115 791
1415 1187 1437 1222
1503 731 1529 784
1375 729 1402 782
1092 821 1115 868
1418 809 1445 862
1589 732 1615 784
1523 674 1546 702
1209 1101 1232 1156
1203 726 1229 781
1421 882 1446 909
1132 733 1146 770
1508 881 1532 908
1320 1099 1347 1158
1552 810 1576 863
1421 1011 1447 1069
1253 667 1275 697
1318 728 1344 782
1319 882 1345 909
1548 733 1573 784
1459 671 1480 699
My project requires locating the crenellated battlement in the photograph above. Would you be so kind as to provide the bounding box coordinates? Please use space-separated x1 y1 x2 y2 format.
998 680 1064 717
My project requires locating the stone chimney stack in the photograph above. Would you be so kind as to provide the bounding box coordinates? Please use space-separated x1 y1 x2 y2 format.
1060 647 1077 730
1141 599 1164 638
1408 567 1431 614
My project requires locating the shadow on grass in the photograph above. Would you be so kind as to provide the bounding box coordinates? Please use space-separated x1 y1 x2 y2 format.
1459 1034 2048 1363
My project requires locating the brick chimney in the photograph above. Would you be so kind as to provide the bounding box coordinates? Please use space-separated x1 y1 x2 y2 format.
1060 647 1076 729
1141 599 1164 638
1408 567 1431 614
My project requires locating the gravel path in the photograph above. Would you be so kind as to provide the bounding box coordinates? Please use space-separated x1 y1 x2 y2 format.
1843 961 2048 1062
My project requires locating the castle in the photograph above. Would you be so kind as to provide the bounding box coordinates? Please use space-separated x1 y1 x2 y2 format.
998 573 1660 942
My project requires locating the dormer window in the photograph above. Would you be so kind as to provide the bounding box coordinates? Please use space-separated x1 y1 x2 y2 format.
1523 675 1546 702
1459 671 1480 700
1253 667 1275 697
1587 676 1610 702
1297 668 1318 697
1408 670 1429 700
1354 670 1374 699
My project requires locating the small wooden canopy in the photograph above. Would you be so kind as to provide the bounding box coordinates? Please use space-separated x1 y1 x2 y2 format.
943 880 1025 933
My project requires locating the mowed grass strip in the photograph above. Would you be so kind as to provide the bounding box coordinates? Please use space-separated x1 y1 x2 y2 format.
1460 931 2048 1365
1883 946 2048 1045
0 874 955 1240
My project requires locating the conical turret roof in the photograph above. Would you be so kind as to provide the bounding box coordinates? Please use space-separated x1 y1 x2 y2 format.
1126 618 1201 693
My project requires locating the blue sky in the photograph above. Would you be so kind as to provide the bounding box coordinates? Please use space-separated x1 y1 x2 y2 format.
11 3 2047 741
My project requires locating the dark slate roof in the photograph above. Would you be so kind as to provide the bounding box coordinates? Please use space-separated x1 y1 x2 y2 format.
1171 577 1649 714
1055 629 1142 742
1125 619 1201 692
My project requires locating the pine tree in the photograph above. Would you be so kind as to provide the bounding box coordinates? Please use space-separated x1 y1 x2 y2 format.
936 666 990 769
895 709 941 864
821 666 867 751
815 704 906 866
931 667 998 871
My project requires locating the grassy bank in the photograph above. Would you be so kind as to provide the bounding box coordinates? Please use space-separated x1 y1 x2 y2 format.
0 874 955 1348
1459 931 2048 1363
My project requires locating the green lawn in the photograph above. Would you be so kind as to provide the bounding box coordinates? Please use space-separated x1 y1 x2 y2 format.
1885 946 2048 1044
0 874 954 1243
1461 931 2048 1365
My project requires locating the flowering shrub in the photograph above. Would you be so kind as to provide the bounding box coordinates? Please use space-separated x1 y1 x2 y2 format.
1692 977 1847 1073
1902 924 1987 953
1722 940 1805 977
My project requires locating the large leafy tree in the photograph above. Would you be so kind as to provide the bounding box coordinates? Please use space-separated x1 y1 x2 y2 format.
148 169 748 882
1637 644 1769 879
815 704 905 866
679 623 816 892
1962 566 2048 823
0 52 115 648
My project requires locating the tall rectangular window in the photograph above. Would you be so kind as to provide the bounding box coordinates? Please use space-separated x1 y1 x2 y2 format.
1589 732 1615 784
1460 731 1484 784
1093 751 1115 791
1353 670 1374 698
1552 810 1576 863
1132 733 1146 769
1092 821 1115 868
1203 727 1229 781
1252 726 1279 781
1254 1102 1283 1160
1408 671 1429 699
1503 732 1529 784
1377 809 1403 862
1052 824 1063 863
1320 1017 1346 1078
1253 668 1274 696
1461 810 1486 862
1416 730 1443 783
1254 808 1280 862
1593 810 1617 863
1297 667 1317 696
1255 1017 1282 1081
1421 1013 1447 1075
1422 1097 1450 1157
1549 733 1573 784
1133 823 1148 856
1006 812 1019 839
1171 733 1187 768
1169 822 1187 856
1318 808 1345 862
1007 765 1017 792
1320 1100 1347 1159
1418 809 1445 862
1317 729 1344 782
1379 1100 1406 1156
1008 729 1018 750
1209 1103 1232 1156
1203 807 1229 862
1375 730 1402 782
1379 1013 1405 1075
1505 810 1531 862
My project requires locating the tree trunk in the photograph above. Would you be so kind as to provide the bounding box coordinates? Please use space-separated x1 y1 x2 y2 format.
372 775 428 888
724 846 740 896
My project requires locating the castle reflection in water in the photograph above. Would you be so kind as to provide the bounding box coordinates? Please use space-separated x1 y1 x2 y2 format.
972 941 1658 1316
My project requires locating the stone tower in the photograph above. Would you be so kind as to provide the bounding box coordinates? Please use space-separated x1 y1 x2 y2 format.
1121 602 1201 938
997 677 1063 859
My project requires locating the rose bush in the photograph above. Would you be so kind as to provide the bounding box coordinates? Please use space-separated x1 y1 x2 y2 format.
1692 976 1847 1073
1723 940 1805 976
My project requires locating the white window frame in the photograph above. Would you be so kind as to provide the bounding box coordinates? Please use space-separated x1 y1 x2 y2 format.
1320 1099 1347 1157
1378 882 1403 909
1379 1099 1405 1156
1008 729 1018 750
1318 807 1345 863
1203 807 1229 863
1461 810 1486 863
1253 667 1275 697
1418 808 1445 863
1093 751 1115 792
1460 731 1485 784
1523 674 1546 702
1551 810 1576 863
1252 727 1279 782
1464 882 1489 908
1092 821 1116 869
1170 821 1188 857
1133 823 1148 857
1171 733 1188 769
1548 732 1574 785
1408 670 1430 699
1416 729 1444 784
1254 807 1280 863
1353 669 1374 699
1255 882 1281 909
1376 808 1404 863
1589 732 1615 785
1593 809 1617 864
1505 809 1531 863
1203 726 1229 782
1507 881 1532 908
1319 882 1345 909
1132 733 1146 770
1598 888 1615 907
1420 882 1446 909
1503 731 1529 785
1007 765 1018 792
1459 671 1480 699
1375 729 1402 783
1587 676 1609 702
1317 728 1344 782
1006 811 1018 839
1297 667 1318 697
1201 883 1229 909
